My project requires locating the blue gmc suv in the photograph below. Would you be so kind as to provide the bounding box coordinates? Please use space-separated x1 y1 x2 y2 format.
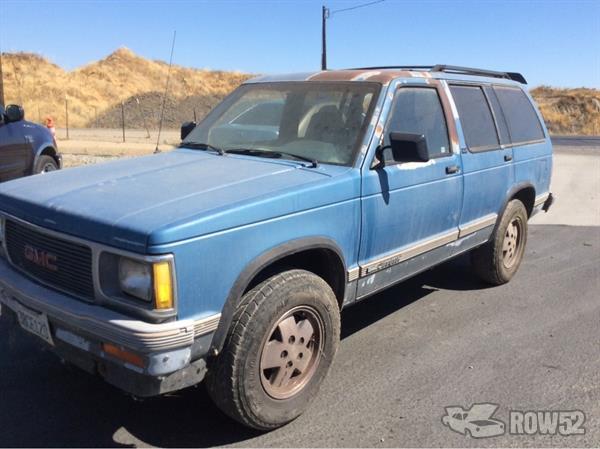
0 65 553 430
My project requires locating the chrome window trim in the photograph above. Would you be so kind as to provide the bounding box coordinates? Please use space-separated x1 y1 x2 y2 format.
0 212 177 322
501 138 547 149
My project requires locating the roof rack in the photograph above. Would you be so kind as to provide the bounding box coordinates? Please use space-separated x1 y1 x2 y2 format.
345 64 527 84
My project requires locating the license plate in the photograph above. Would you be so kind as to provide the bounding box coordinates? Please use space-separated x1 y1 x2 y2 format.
16 305 54 346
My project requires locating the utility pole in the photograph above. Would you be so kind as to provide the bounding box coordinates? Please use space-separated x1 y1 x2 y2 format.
135 97 150 138
65 97 70 140
320 1 385 70
321 6 329 70
121 101 126 143
0 50 5 106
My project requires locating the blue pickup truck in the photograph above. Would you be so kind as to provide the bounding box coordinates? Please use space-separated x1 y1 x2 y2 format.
0 104 61 181
0 65 553 430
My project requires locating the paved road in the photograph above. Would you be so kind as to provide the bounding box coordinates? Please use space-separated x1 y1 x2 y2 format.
551 135 600 148
0 145 598 447
0 225 598 447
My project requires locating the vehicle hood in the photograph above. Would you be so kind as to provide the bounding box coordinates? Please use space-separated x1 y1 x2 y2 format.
0 149 356 252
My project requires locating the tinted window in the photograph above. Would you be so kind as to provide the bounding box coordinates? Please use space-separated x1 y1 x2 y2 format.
385 87 450 156
494 86 545 143
484 86 511 145
450 85 499 151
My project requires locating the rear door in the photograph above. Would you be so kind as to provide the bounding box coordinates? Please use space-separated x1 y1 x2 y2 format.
0 122 32 182
492 85 551 199
358 83 463 297
449 84 514 234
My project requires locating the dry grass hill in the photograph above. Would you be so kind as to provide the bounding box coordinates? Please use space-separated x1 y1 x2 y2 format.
530 86 600 135
1 48 250 128
1 49 599 135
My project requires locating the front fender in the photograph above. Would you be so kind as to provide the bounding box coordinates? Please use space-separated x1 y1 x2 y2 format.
32 141 60 169
209 236 346 354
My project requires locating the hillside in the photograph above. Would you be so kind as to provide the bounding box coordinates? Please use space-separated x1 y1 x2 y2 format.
1 49 599 134
530 86 600 135
1 48 251 128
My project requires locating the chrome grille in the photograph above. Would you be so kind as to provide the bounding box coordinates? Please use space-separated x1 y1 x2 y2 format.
5 220 94 300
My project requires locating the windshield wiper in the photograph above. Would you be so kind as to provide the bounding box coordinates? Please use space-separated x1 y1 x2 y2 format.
226 148 318 168
181 142 225 156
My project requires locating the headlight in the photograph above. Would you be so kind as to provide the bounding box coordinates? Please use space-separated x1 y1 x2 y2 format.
117 257 174 309
118 258 153 302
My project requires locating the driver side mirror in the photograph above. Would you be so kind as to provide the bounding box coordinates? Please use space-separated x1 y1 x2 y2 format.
181 121 196 140
5 104 25 123
373 132 429 169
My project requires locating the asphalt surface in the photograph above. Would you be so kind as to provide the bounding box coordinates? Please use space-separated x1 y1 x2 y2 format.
0 145 599 447
551 135 600 148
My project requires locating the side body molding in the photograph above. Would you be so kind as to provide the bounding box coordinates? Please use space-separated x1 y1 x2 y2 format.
209 237 347 354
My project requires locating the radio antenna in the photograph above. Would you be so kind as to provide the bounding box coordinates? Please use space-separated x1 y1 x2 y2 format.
154 30 176 154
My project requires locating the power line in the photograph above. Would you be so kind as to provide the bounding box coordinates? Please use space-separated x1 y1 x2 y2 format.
330 0 386 16
322 0 386 69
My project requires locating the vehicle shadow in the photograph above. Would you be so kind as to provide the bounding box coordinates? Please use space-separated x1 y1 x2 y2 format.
0 257 489 448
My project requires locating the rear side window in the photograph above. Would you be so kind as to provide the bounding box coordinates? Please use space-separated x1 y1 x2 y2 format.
493 86 545 144
484 86 511 145
385 87 450 157
450 85 499 151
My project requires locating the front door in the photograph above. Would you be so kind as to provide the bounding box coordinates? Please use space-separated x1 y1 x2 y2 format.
358 83 463 298
0 122 32 182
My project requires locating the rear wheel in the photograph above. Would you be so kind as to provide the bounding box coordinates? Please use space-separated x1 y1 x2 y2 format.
34 155 58 174
205 269 340 430
471 199 528 285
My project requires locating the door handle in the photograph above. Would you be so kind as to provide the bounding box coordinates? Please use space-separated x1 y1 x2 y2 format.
446 165 460 175
504 154 513 162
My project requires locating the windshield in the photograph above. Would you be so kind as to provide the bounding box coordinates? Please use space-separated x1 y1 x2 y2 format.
183 82 380 166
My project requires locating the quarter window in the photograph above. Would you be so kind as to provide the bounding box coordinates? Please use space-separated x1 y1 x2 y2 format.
493 86 545 144
450 85 499 151
385 87 450 157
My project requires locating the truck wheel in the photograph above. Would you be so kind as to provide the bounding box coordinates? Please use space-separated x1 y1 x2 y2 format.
471 199 528 285
205 269 340 430
34 155 58 174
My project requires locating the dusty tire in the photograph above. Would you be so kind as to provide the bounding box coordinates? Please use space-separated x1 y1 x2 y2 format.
471 199 528 285
34 155 58 174
205 269 340 430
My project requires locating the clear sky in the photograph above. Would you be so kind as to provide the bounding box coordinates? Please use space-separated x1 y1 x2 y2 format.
1 0 599 88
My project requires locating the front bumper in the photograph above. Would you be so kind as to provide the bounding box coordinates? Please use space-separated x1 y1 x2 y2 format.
0 256 219 396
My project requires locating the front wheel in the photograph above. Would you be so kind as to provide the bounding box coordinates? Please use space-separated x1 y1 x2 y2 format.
205 269 340 430
471 199 529 285
34 155 58 174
